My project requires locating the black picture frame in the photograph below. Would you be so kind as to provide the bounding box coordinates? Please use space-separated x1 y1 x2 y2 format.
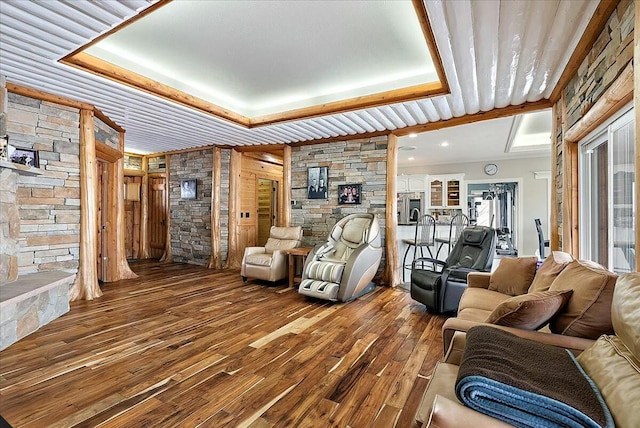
338 184 362 205
307 166 328 199
180 179 197 199
10 147 39 168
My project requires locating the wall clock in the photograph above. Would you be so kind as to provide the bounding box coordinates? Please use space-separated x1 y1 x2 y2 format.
484 163 498 176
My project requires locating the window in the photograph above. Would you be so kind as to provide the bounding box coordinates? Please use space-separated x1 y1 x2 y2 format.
579 106 635 273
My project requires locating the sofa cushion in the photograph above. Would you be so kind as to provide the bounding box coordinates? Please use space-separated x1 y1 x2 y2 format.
488 256 538 296
457 307 493 323
485 290 573 330
577 335 640 428
548 260 617 339
528 251 573 293
264 237 299 252
245 253 273 267
611 273 640 358
458 288 511 313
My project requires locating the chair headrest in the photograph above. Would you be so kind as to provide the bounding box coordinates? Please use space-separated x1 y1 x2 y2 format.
612 273 640 359
270 226 302 240
460 227 487 245
341 217 371 245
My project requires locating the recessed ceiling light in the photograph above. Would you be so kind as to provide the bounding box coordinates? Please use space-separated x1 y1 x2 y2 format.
408 157 415 161
399 145 416 151
440 141 449 147
409 133 417 138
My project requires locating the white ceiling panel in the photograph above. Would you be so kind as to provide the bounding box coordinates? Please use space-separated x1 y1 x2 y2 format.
0 0 598 154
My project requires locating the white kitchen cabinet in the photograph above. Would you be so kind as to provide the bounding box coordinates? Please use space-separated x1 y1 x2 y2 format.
397 174 427 192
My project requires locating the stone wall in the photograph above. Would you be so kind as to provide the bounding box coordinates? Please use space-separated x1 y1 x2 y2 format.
220 149 230 264
94 116 119 149
554 1 634 250
169 150 213 265
124 154 142 170
7 93 81 275
564 0 635 128
148 155 166 173
291 137 388 269
0 168 20 282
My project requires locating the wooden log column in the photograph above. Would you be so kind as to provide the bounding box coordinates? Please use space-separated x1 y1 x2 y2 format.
70 109 101 300
139 156 150 259
208 147 222 269
225 148 242 268
384 134 400 287
111 131 137 279
282 145 292 226
159 154 173 263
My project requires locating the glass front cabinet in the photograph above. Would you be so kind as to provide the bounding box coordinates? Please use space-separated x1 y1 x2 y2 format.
428 174 465 209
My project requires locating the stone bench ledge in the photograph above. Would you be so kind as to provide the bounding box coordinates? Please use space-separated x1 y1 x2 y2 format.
0 271 75 308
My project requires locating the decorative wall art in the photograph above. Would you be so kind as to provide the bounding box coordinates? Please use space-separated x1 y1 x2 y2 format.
338 184 362 205
307 166 328 199
181 179 197 199
10 147 39 168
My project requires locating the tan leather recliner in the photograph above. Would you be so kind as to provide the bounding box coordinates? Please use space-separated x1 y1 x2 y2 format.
298 213 382 302
241 226 303 283
415 272 640 428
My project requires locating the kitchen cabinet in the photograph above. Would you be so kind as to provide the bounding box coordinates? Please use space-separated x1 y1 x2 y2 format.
397 174 427 192
428 174 465 208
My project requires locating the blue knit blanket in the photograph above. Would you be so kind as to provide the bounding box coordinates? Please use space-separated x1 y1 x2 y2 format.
455 326 614 428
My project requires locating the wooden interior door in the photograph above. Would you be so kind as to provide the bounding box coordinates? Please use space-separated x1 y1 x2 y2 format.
238 171 257 255
124 175 142 259
257 178 277 246
97 161 108 281
148 175 167 259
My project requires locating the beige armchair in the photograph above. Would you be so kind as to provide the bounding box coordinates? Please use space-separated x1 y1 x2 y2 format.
241 226 303 283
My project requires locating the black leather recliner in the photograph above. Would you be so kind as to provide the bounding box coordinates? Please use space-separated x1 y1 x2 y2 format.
410 226 496 314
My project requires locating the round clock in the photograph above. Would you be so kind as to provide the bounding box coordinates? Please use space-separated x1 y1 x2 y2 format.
484 163 498 176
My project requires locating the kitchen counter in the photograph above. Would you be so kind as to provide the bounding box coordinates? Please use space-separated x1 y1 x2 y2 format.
398 224 452 283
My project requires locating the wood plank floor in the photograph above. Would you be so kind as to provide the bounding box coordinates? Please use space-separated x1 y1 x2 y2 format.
0 261 446 428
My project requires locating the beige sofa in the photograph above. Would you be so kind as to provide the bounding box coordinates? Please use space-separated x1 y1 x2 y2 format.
415 272 640 428
441 251 618 353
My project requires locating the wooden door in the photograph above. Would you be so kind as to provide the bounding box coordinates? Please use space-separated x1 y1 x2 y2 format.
257 178 277 246
97 161 108 281
238 171 257 255
124 175 142 259
148 175 167 259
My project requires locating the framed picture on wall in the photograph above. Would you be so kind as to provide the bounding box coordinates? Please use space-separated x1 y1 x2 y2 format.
10 147 39 168
181 179 197 199
307 166 328 199
338 184 362 205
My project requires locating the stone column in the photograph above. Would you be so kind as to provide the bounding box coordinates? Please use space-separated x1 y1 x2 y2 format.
0 168 19 283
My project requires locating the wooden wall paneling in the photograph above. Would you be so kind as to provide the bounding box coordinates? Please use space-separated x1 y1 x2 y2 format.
385 134 400 287
124 175 142 259
239 170 258 256
550 103 560 251
257 178 274 246
208 148 222 269
225 149 242 268
69 109 101 300
635 0 639 271
148 174 167 259
283 145 292 226
139 156 150 259
159 155 173 263
109 140 137 280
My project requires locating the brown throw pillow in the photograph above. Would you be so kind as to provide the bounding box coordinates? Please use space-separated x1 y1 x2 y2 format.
488 256 538 296
528 251 573 293
485 290 573 330
548 260 617 339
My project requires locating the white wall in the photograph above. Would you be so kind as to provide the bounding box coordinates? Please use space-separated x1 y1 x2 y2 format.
399 156 551 256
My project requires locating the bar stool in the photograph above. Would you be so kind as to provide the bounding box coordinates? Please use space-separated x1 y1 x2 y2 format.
435 213 469 260
402 214 436 282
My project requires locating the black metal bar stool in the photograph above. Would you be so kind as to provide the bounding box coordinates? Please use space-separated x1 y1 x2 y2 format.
435 213 469 260
402 214 436 282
